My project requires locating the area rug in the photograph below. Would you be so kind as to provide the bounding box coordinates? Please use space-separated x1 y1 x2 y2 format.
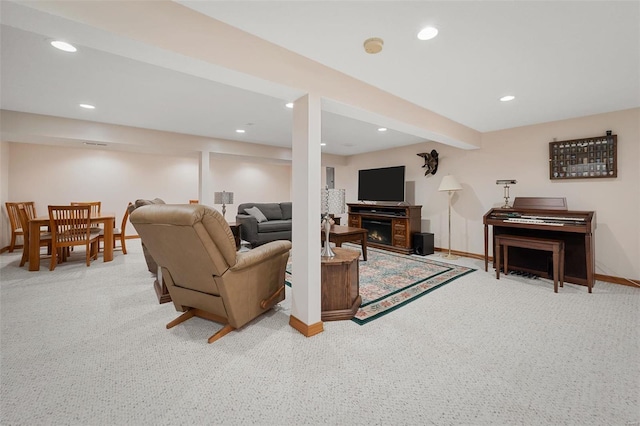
285 245 476 325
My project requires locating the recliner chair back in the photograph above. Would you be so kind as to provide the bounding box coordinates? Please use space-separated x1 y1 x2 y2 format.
130 204 291 342
131 204 235 290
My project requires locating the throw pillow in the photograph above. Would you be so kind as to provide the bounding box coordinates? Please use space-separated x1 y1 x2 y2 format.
259 204 283 220
245 206 268 223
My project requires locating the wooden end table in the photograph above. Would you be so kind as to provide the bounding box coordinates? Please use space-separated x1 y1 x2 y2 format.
227 222 241 250
321 247 361 321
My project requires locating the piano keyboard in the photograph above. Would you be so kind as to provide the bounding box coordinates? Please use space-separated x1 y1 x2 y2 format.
521 215 586 222
504 217 565 226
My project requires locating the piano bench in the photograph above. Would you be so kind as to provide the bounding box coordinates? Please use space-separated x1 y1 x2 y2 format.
495 235 565 293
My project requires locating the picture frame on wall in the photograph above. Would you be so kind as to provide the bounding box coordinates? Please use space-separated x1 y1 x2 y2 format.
549 134 617 180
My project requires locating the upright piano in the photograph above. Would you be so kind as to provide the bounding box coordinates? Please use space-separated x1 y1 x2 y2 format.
483 197 596 289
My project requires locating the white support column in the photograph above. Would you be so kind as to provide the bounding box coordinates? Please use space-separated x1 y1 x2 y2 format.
290 93 323 336
198 151 212 206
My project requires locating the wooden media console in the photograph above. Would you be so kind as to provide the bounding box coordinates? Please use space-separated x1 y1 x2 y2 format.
348 203 422 254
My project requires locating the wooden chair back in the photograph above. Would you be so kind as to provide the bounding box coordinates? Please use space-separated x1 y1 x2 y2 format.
16 205 31 267
102 202 133 255
50 205 92 245
70 201 101 216
5 202 22 233
121 202 132 232
48 205 101 270
117 202 133 254
17 204 52 267
71 201 102 232
5 201 37 252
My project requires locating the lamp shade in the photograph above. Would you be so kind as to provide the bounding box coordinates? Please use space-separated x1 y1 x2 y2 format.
438 175 462 192
321 188 346 214
214 191 234 205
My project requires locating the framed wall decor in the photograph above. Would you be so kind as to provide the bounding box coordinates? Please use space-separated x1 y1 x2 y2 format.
549 133 617 180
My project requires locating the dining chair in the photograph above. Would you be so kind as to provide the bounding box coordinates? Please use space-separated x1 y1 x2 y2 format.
48 205 101 271
5 201 37 252
70 201 101 215
70 201 103 238
17 204 52 267
189 199 199 204
100 202 132 255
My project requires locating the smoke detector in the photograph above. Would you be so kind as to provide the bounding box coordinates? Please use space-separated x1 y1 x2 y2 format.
363 37 384 54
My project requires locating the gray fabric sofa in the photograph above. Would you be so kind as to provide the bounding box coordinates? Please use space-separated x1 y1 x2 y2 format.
236 202 292 247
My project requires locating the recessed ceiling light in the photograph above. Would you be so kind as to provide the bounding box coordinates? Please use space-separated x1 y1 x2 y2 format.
285 102 294 109
50 40 77 53
500 95 515 102
235 129 245 133
320 142 327 146
378 127 387 132
417 27 438 41
79 104 95 109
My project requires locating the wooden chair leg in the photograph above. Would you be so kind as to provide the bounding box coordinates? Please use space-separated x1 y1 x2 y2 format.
166 309 235 343
9 233 16 253
121 235 127 255
19 248 28 267
261 286 284 309
50 249 58 271
208 324 234 344
166 310 196 329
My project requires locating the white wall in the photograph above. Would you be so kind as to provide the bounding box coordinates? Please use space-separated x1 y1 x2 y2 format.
2 143 292 244
336 108 640 281
209 155 292 218
2 108 638 281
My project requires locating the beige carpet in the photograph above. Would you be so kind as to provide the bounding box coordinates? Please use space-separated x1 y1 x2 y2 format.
1 242 639 425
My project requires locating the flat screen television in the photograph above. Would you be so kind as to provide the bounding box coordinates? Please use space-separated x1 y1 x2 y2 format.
358 165 405 202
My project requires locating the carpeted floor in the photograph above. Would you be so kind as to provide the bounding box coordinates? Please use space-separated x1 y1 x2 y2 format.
287 245 475 324
1 243 639 425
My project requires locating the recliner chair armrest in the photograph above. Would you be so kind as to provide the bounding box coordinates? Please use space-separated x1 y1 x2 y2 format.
231 240 292 271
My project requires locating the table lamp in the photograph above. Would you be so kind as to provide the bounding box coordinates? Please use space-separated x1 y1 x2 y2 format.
321 187 346 258
438 175 463 260
214 191 234 219
496 179 517 208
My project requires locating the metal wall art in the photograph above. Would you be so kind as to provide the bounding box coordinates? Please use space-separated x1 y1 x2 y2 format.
417 149 439 176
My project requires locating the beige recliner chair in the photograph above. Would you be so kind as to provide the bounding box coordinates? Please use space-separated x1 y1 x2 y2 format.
130 204 291 343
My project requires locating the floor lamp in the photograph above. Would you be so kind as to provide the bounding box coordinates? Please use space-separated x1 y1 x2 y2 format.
438 175 463 260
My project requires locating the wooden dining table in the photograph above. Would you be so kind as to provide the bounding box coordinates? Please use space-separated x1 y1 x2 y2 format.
28 212 116 271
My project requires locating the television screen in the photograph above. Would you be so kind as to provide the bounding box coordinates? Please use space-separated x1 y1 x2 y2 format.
358 166 405 202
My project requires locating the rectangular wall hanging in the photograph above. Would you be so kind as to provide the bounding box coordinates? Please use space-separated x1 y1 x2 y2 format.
549 134 617 180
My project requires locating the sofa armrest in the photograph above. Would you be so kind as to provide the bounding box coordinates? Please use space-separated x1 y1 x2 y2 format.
236 214 258 244
232 240 292 271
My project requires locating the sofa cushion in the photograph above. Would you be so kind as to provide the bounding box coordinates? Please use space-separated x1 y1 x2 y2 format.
258 203 283 220
134 198 165 209
280 202 292 220
244 206 267 223
258 220 291 233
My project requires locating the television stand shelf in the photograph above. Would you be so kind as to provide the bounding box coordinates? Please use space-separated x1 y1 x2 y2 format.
348 203 422 254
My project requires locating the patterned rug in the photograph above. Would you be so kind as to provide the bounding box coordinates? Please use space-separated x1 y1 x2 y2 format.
285 245 476 325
